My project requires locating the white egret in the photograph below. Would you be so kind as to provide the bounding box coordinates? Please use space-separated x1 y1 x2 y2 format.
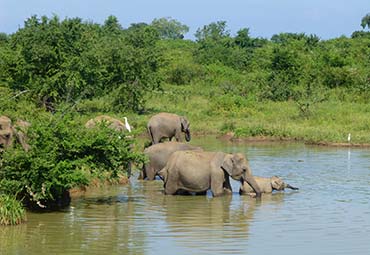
123 117 132 133
347 133 351 143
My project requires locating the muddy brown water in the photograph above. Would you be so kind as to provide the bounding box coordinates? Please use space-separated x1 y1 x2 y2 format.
1 137 370 255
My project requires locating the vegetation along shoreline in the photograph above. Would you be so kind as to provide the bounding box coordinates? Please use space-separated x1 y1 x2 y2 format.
1 13 370 224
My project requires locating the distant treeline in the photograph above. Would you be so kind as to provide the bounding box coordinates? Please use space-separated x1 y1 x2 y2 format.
1 15 370 114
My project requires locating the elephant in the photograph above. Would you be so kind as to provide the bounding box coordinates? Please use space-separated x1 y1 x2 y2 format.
159 151 262 197
239 175 299 195
147 112 191 144
0 116 30 152
140 141 203 180
85 115 133 176
85 115 131 133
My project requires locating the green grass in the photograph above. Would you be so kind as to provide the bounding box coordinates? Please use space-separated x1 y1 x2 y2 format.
0 194 26 225
138 82 370 144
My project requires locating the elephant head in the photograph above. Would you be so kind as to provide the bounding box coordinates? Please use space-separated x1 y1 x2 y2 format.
271 176 299 191
0 116 14 151
221 153 261 197
180 116 191 142
0 116 30 152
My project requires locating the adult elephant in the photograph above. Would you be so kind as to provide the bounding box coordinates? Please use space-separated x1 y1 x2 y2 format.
159 151 261 198
239 176 298 195
140 141 202 180
0 116 30 152
85 115 132 133
85 115 133 176
147 113 190 144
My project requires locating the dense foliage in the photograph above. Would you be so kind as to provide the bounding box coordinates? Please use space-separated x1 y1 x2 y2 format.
1 14 370 219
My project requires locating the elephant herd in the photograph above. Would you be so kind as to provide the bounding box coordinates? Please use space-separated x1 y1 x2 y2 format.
140 112 298 198
0 112 298 198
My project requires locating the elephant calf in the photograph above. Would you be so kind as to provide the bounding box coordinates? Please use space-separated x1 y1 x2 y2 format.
239 176 298 195
159 151 262 198
140 141 202 180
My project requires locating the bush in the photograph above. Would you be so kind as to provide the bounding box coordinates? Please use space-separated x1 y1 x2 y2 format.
0 113 144 210
0 194 26 225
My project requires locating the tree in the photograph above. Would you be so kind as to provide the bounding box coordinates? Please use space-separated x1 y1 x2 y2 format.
195 21 230 41
151 17 189 39
361 13 370 29
103 15 122 35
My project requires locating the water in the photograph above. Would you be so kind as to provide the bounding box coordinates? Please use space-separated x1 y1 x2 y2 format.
1 137 370 255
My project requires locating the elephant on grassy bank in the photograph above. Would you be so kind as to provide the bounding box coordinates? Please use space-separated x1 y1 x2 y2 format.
159 151 261 197
239 176 298 195
147 113 191 144
85 115 132 133
140 142 203 180
0 116 30 152
85 115 133 176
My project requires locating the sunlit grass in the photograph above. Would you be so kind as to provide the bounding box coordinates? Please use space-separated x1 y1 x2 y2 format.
141 83 370 144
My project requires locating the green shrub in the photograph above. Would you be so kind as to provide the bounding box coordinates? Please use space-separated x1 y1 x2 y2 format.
0 113 144 210
0 194 26 225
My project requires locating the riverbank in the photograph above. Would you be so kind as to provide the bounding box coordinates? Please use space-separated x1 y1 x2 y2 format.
135 83 370 146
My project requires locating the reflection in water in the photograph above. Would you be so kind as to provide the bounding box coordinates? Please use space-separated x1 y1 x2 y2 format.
2 138 370 255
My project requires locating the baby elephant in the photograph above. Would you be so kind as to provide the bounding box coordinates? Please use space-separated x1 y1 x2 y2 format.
239 176 298 195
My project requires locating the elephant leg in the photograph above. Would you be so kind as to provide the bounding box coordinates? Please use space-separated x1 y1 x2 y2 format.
164 184 178 195
211 178 225 197
223 176 232 195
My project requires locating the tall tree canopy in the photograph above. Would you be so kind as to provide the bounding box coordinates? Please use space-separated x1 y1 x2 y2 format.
151 17 189 39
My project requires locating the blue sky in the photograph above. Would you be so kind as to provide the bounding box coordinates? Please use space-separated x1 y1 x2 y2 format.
0 0 368 39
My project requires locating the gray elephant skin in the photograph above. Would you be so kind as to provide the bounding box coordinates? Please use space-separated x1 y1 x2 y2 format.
239 175 298 195
159 151 262 197
0 115 30 152
85 115 130 133
147 112 191 144
140 142 202 180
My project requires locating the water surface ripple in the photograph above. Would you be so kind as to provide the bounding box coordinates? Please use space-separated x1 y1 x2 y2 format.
1 138 370 255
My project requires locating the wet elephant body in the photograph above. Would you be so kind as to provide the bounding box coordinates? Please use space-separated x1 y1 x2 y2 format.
159 151 261 198
141 142 202 180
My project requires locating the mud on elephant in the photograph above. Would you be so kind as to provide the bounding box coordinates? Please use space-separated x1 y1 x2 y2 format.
239 175 298 195
147 112 191 144
159 151 261 198
140 141 202 180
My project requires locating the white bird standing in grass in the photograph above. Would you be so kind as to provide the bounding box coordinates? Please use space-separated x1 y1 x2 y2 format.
347 133 351 143
124 117 132 133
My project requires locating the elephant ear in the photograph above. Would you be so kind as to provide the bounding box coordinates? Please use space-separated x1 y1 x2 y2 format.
221 154 234 176
180 116 189 130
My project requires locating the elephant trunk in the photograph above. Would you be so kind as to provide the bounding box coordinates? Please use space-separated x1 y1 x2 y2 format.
243 171 262 198
185 130 191 142
285 183 299 190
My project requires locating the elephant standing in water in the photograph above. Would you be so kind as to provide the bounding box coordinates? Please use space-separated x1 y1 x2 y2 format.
140 141 202 180
239 176 299 195
159 151 261 198
0 116 30 152
147 113 191 144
